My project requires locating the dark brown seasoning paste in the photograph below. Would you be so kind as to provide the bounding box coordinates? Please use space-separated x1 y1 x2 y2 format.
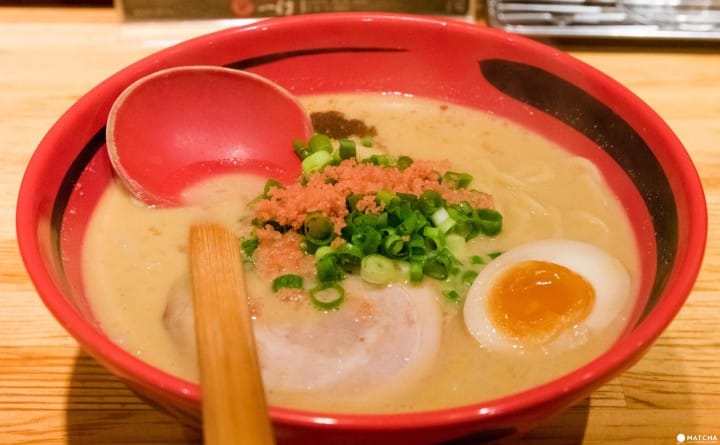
310 111 377 139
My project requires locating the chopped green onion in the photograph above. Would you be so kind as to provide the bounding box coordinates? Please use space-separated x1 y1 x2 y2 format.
418 190 445 217
302 150 333 174
361 254 398 284
382 233 408 259
442 171 473 189
262 179 283 198
240 236 259 258
346 193 363 211
304 212 334 246
336 242 363 268
301 238 318 255
316 254 344 283
314 245 335 260
472 208 503 236
431 207 456 233
293 139 310 159
423 259 450 280
396 210 425 236
310 282 345 310
363 154 393 166
408 235 428 262
452 201 474 215
422 226 445 253
409 261 424 283
308 133 333 153
387 198 411 218
292 139 306 151
351 225 382 255
450 220 475 240
445 233 467 259
338 139 357 160
443 289 461 301
470 252 503 265
396 155 413 171
461 269 479 285
396 192 418 207
360 135 374 147
423 250 456 280
375 189 395 207
272 274 304 292
351 211 388 229
447 202 478 239
443 289 460 301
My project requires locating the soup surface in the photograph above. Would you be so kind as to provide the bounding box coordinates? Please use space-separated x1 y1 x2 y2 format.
82 93 639 413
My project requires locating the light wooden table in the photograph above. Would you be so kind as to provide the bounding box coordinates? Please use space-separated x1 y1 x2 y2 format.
1 7 718 445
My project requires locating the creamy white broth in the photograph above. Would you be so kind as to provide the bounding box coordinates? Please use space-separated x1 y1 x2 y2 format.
82 93 639 413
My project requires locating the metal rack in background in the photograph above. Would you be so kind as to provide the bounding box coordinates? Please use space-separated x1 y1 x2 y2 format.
486 0 720 39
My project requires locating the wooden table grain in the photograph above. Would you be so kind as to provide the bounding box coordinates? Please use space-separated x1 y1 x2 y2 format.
1 7 718 445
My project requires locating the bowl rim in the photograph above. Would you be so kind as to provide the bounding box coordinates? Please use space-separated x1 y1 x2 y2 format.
16 12 708 431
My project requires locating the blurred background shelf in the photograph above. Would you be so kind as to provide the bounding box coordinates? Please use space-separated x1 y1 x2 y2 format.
487 0 720 39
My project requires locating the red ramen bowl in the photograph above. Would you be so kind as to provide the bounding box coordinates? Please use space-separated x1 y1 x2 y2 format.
16 13 706 445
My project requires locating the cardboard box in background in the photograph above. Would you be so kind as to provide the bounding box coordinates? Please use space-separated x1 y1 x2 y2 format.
118 0 475 20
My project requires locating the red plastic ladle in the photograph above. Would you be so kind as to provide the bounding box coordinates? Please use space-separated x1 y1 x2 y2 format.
106 66 312 206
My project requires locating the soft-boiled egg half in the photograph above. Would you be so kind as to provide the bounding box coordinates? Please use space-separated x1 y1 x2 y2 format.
463 239 633 354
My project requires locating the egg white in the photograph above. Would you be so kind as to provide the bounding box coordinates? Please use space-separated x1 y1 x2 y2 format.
463 239 632 354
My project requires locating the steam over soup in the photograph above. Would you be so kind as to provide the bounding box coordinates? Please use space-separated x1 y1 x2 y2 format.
83 94 639 414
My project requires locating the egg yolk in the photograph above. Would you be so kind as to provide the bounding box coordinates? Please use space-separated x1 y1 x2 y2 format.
487 260 595 345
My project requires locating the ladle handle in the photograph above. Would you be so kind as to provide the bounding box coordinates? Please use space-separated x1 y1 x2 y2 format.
189 223 275 445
